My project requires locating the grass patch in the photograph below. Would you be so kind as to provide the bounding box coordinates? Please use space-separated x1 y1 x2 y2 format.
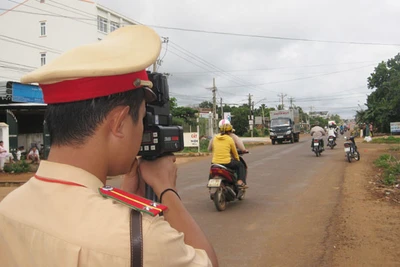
389 146 400 152
181 139 210 153
3 161 31 174
371 136 400 144
374 154 400 185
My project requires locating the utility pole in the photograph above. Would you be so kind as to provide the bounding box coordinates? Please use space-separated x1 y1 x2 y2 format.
248 93 252 107
153 37 169 72
289 97 295 109
220 98 223 119
278 93 287 109
251 101 255 137
261 105 265 136
212 78 217 135
248 94 253 136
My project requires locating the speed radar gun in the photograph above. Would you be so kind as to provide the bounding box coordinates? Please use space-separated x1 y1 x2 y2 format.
138 71 184 201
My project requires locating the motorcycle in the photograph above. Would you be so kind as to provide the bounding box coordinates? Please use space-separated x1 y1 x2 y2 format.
327 135 336 149
312 138 324 157
344 136 360 162
340 129 344 135
207 151 248 211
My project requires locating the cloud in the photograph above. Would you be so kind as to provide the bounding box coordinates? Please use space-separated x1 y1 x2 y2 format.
98 0 400 118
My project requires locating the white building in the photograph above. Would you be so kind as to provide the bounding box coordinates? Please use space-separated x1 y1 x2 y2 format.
0 0 139 158
0 0 138 82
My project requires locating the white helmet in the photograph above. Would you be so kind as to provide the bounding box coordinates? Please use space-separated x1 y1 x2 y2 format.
218 119 233 132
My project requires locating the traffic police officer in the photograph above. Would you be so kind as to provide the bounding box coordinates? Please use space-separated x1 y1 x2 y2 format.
0 25 218 267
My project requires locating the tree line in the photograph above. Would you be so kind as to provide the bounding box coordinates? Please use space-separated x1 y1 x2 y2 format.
170 98 342 137
356 53 400 133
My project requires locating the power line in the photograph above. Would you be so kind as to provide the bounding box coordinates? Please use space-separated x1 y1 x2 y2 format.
0 8 94 20
171 60 378 74
0 59 37 70
7 0 95 26
218 64 375 88
47 0 97 18
0 5 376 97
145 24 400 47
2 6 400 47
168 41 248 86
0 34 62 54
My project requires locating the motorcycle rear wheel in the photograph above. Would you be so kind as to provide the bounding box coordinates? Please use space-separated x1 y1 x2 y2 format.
214 188 226 211
354 151 360 161
238 190 245 200
346 152 351 163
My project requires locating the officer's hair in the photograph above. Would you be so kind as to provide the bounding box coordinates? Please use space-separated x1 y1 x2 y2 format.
45 88 145 146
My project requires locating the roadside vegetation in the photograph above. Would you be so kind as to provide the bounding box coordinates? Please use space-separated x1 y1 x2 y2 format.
374 154 400 185
371 136 400 144
3 161 30 174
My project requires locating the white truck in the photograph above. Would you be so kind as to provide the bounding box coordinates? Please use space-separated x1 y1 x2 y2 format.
269 109 300 145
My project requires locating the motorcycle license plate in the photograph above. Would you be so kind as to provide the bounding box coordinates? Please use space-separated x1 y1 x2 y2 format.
344 147 350 152
314 142 319 146
207 179 222 188
329 138 333 141
278 136 283 138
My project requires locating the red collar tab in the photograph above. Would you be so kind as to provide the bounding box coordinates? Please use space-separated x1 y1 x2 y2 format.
99 186 167 217
34 175 86 187
40 70 149 104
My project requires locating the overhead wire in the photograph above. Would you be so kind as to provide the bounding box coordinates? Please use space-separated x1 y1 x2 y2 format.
0 2 379 110
218 64 375 88
171 60 378 75
145 24 400 47
8 0 95 26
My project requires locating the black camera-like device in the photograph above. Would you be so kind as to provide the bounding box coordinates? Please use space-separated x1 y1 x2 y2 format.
138 71 184 158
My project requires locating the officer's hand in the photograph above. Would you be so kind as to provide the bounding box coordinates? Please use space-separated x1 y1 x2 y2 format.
120 158 145 197
138 155 177 197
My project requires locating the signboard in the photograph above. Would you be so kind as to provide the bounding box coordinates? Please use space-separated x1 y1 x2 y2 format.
12 83 44 103
255 116 263 125
390 122 400 134
223 112 231 121
199 112 211 118
183 132 199 147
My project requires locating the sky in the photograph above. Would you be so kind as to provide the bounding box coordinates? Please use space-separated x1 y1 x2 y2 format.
3 0 400 119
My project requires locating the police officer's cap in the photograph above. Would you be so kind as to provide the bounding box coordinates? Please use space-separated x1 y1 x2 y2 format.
21 25 161 104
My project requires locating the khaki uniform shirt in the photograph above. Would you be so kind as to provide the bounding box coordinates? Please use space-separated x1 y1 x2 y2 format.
0 161 211 267
310 126 326 139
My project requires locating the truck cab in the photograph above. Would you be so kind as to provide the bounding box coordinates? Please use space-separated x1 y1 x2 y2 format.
269 109 300 145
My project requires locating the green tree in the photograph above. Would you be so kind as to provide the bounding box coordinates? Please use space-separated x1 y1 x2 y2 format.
328 114 342 124
170 97 198 126
199 101 213 109
366 53 400 132
230 105 250 136
310 116 328 127
277 104 284 110
293 105 309 123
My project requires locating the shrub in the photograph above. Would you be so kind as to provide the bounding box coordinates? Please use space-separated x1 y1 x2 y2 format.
374 154 400 185
4 160 30 173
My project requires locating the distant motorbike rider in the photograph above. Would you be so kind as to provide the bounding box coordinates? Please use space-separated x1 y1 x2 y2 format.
310 123 326 150
209 120 248 188
327 124 338 145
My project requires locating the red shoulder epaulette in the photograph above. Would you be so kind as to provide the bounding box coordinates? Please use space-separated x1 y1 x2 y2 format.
99 186 167 217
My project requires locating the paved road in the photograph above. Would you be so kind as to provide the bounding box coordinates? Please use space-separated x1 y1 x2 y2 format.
177 134 349 267
109 134 350 267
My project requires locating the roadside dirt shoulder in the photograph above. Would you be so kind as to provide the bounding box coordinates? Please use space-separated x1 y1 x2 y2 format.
330 142 400 266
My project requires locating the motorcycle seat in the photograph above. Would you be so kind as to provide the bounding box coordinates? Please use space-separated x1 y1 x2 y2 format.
211 164 229 170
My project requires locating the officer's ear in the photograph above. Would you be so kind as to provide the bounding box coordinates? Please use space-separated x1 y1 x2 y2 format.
107 106 131 138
